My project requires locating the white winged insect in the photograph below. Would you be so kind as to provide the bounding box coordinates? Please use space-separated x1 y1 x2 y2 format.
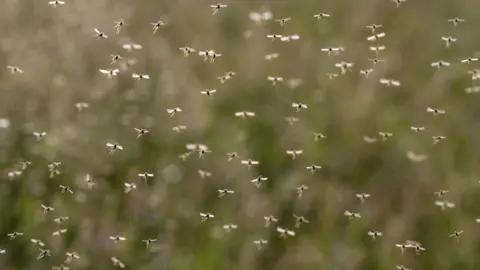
306 164 322 173
167 107 182 117
85 174 95 189
265 52 279 60
132 73 150 80
211 3 228 15
138 172 154 185
249 11 273 25
293 214 309 228
285 116 299 126
235 111 255 119
218 189 235 198
172 125 187 132
426 107 446 115
54 216 69 225
111 257 125 268
142 238 157 248
356 193 371 203
226 152 239 161
59 185 73 194
360 69 374 77
292 103 307 112
379 78 401 87
198 169 212 179
134 128 149 139
7 65 24 74
335 62 354 74
449 230 463 242
366 24 382 33
434 190 449 198
200 89 217 97
286 149 303 159
321 47 341 56
344 210 361 219
218 71 236 83
264 215 278 227
53 229 68 236
241 159 259 170
367 32 386 42
435 200 455 210
461 57 478 64
106 142 123 154
151 20 165 34
200 212 215 222
465 86 480 94
276 227 295 238
75 102 89 112
114 19 125 34
296 184 308 198
109 54 122 64
280 34 300 42
378 132 393 141
448 17 465 26
124 183 136 193
179 46 196 57
392 0 408 8
99 68 120 79
33 131 47 141
275 17 291 26
313 13 330 20
410 126 426 132
266 34 283 41
198 50 222 63
7 170 22 180
468 69 480 80
431 60 450 69
314 133 327 141
223 224 239 232
41 204 54 214
109 235 127 244
369 58 385 67
406 151 427 162
31 239 45 247
94 28 108 39
368 231 383 240
369 45 386 56
442 36 457 48
7 232 23 240
253 239 268 250
48 0 65 7
186 143 210 158
268 76 284 85
432 135 447 144
251 176 268 188
123 43 143 51
37 248 51 260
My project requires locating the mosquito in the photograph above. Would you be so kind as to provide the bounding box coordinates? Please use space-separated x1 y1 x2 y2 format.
94 28 108 39
276 227 295 238
114 19 125 34
99 68 120 79
211 3 228 15
106 142 123 154
151 20 165 34
48 0 65 7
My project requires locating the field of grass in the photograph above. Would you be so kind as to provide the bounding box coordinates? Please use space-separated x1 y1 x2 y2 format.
1 0 480 269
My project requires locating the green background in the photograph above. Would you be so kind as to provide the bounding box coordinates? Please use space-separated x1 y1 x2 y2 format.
1 0 480 269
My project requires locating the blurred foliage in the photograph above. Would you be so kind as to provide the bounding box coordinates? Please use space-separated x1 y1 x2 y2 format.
1 0 480 269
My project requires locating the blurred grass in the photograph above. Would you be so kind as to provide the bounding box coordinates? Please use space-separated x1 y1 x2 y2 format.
1 0 480 269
